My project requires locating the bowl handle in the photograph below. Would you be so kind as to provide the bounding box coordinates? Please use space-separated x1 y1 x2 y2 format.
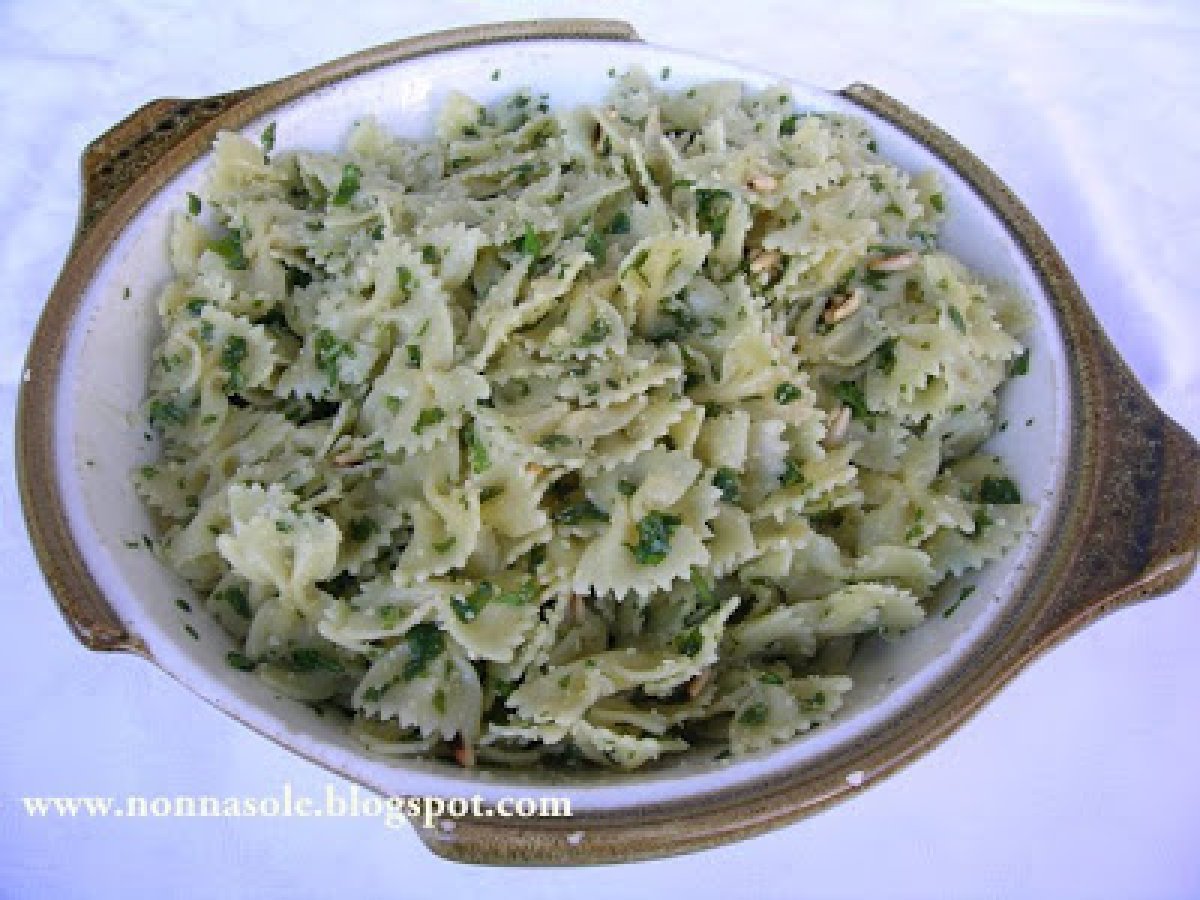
1029 324 1200 651
839 83 1199 653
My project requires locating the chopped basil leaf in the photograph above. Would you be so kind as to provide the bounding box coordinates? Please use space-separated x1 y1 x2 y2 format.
626 511 681 565
738 702 769 726
675 628 703 657
412 406 445 435
617 479 638 497
943 584 975 618
713 466 740 503
520 221 541 257
947 305 967 333
222 586 250 618
929 192 945 213
695 188 733 242
187 192 201 216
875 337 898 375
452 581 493 623
314 329 353 387
147 399 188 428
348 516 378 543
778 457 806 488
331 163 362 205
978 476 1021 504
832 381 872 421
584 229 607 266
226 651 256 671
260 121 276 155
578 317 611 346
219 334 248 393
1010 347 1030 377
465 424 490 473
210 229 248 270
288 648 343 673
401 623 445 681
554 500 610 526
497 580 537 606
774 382 802 404
608 210 631 234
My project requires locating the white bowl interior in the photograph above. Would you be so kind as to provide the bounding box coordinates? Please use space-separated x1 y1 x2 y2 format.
57 40 1070 808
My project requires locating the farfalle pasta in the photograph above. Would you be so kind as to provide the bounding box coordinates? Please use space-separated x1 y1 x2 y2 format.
137 69 1033 770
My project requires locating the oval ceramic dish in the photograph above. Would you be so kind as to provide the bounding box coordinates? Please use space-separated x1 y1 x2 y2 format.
17 19 1200 865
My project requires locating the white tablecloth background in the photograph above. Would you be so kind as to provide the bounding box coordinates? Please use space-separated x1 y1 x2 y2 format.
2 1 1197 897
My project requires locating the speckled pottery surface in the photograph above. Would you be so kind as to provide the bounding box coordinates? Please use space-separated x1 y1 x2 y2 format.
16 19 1199 865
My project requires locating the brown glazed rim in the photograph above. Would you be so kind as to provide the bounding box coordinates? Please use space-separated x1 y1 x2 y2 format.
16 19 1200 866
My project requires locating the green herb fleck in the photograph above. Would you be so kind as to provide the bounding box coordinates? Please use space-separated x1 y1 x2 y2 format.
288 648 343 673
780 113 800 136
947 305 967 333
261 121 276 155
432 536 457 554
452 581 493 623
695 188 733 242
210 229 248 270
585 229 607 266
555 500 610 526
465 424 490 473
223 586 250 618
774 382 802 405
929 192 945 213
713 467 740 503
147 399 187 428
979 476 1021 505
617 479 638 497
498 580 537 606
520 221 541 257
219 334 248 393
1010 348 1030 377
738 702 769 726
401 624 445 681
675 628 703 657
626 511 681 565
578 317 611 346
348 516 378 543
832 381 873 421
778 457 806 488
608 211 631 234
331 163 362 205
226 651 256 671
875 337 898 375
187 192 201 216
412 406 445 435
314 329 352 387
944 584 975 618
